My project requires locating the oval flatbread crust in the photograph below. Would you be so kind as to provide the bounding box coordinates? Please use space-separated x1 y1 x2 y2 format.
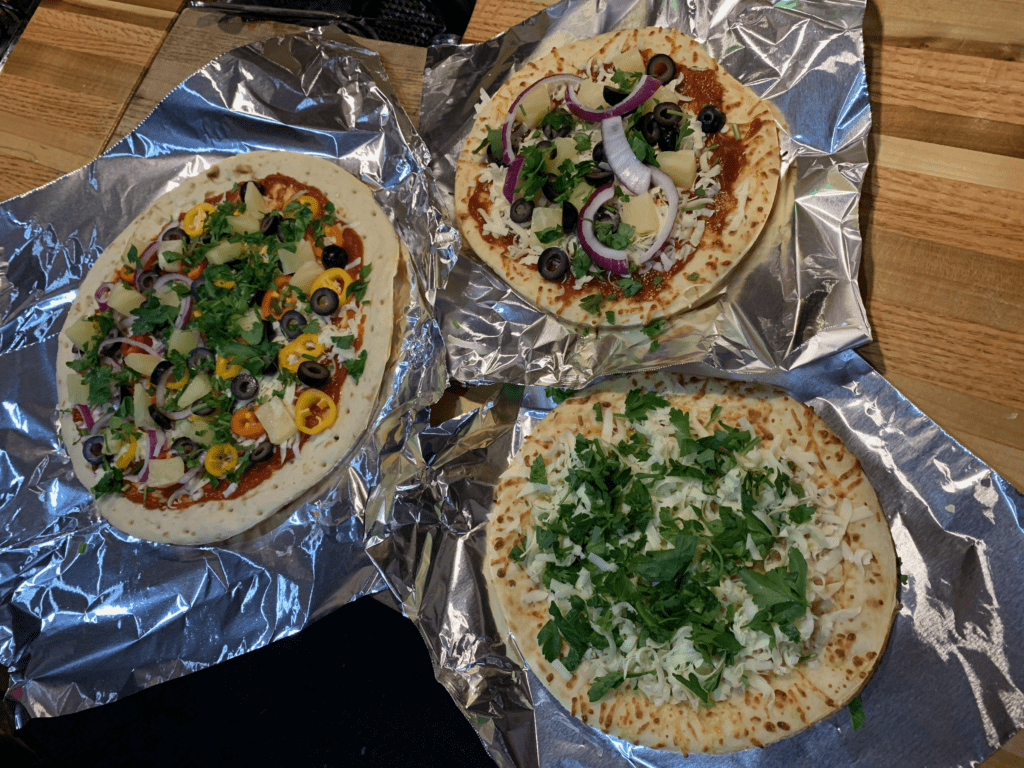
485 373 898 754
455 27 781 327
56 151 399 545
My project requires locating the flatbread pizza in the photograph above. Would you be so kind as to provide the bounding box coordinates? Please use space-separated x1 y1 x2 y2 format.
485 373 898 753
56 151 399 545
454 27 782 328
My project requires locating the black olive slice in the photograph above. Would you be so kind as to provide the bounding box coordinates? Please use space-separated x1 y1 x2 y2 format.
150 360 174 387
149 405 173 430
542 109 573 139
191 400 216 417
592 141 608 167
171 437 199 457
187 347 216 371
658 126 679 152
262 356 279 377
243 179 266 197
562 202 579 233
297 361 331 389
651 102 683 128
639 113 661 145
594 205 621 230
230 371 259 401
538 247 570 281
698 104 727 134
603 86 629 106
260 213 282 240
310 287 340 316
190 274 206 301
321 244 349 270
510 198 535 225
485 143 506 167
646 54 676 84
135 269 159 292
279 310 307 340
584 168 614 187
161 226 189 242
83 435 106 467
250 442 274 464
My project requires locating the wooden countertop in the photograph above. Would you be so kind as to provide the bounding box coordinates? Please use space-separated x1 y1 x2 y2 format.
0 0 1021 764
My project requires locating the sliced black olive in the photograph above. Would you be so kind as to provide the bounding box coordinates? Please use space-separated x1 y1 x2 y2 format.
639 113 661 145
658 126 679 152
562 201 579 233
321 244 349 270
161 226 189 242
83 435 106 467
263 319 277 342
149 405 172 430
538 247 570 281
171 437 199 457
279 310 307 340
592 141 607 167
118 384 133 403
652 101 683 128
485 143 506 167
510 198 535 225
262 356 279 377
646 54 676 84
187 347 216 371
603 86 629 106
584 168 614 187
250 442 274 464
594 205 621 231
150 360 174 388
191 399 216 417
230 371 258 401
698 104 727 134
297 361 331 389
542 109 573 139
190 274 206 301
310 287 340 316
136 269 159 292
260 213 282 240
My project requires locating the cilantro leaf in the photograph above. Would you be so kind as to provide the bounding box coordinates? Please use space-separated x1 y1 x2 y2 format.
343 350 368 383
616 278 643 297
849 695 866 730
579 293 606 316
588 672 624 702
544 387 577 404
529 455 548 485
623 388 669 423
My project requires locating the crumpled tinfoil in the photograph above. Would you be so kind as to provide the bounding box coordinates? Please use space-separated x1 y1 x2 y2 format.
422 0 873 386
399 350 1024 768
0 28 457 724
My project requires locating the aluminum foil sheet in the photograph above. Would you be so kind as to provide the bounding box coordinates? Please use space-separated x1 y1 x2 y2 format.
0 28 457 724
393 350 1024 767
421 0 872 386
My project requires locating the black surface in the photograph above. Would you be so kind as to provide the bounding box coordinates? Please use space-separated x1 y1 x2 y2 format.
13 597 495 767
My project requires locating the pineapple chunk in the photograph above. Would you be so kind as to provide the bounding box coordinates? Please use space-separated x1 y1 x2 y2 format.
532 206 563 233
279 237 315 274
65 316 102 350
205 240 244 265
658 150 697 190
176 372 212 410
544 136 579 175
227 213 261 235
621 191 660 237
256 397 298 445
107 283 145 315
167 327 200 357
157 239 185 273
125 353 162 377
175 416 216 447
517 85 551 130
66 372 90 405
290 259 322 294
147 457 185 488
574 80 606 110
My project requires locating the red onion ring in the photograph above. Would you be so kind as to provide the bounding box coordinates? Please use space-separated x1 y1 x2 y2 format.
139 240 159 269
501 74 583 164
94 282 113 311
174 295 194 330
105 336 162 357
565 74 661 122
634 167 680 266
601 116 651 195
152 272 192 293
73 404 95 433
503 155 526 203
577 184 630 275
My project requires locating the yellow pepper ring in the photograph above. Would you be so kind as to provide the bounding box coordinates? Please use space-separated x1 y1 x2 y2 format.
205 443 239 478
295 389 337 435
165 368 190 390
310 268 355 303
216 356 243 379
278 334 324 373
182 202 216 237
114 435 138 469
295 194 321 218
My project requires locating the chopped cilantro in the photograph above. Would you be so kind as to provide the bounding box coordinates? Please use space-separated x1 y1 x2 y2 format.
849 695 866 730
579 293 606 316
343 350 368 383
529 455 548 485
544 387 577 405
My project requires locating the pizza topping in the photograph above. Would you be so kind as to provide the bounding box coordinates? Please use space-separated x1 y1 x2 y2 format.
512 389 873 709
646 54 676 84
320 243 349 270
204 443 239 478
230 405 265 438
599 116 650 195
565 74 661 122
309 287 340 316
698 104 727 134
510 197 534 224
538 247 571 281
294 389 337 435
296 360 331 389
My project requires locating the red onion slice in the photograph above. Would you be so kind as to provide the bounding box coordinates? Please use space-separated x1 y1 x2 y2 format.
152 272 192 293
500 74 584 164
634 168 680 266
167 467 203 507
106 336 162 357
576 168 680 275
94 282 113 311
502 155 526 203
174 295 193 330
139 240 159 269
577 184 631 276
601 116 651 195
73 404 95 433
565 74 661 122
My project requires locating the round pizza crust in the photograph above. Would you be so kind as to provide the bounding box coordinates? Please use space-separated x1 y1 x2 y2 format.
56 151 400 545
485 372 899 754
454 27 782 328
